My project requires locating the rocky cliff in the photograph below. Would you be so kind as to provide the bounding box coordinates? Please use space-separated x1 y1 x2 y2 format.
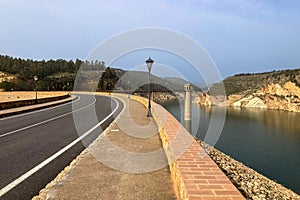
194 93 213 106
194 93 227 107
212 68 300 96
197 68 300 112
227 81 300 112
196 81 300 112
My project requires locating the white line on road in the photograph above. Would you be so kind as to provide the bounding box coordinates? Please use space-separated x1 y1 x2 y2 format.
0 96 95 138
0 97 119 197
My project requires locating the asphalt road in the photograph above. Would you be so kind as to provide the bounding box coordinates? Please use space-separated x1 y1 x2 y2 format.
0 94 123 200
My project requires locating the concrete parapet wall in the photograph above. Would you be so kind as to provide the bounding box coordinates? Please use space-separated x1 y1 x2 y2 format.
130 95 245 200
0 94 70 110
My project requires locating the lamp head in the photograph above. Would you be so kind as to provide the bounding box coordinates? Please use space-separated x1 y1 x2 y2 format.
145 57 154 71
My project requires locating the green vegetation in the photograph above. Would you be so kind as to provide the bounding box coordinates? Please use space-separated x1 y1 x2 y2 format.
98 67 119 91
0 55 188 92
0 55 118 91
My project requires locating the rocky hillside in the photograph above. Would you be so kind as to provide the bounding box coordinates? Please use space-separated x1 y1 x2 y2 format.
196 68 300 112
227 81 300 112
221 68 300 96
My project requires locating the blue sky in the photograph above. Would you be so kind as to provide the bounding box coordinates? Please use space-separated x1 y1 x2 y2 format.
0 0 299 79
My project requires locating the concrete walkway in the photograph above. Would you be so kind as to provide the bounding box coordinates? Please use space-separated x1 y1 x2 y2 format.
34 96 176 200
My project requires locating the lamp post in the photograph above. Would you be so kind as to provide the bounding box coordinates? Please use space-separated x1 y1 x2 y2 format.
34 75 38 103
127 80 130 98
145 57 154 117
108 82 111 95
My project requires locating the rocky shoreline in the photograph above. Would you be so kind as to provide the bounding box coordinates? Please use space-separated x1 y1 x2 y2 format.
197 140 300 200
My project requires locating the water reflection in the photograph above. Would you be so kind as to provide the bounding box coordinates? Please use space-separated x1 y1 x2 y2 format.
226 108 300 135
196 105 300 135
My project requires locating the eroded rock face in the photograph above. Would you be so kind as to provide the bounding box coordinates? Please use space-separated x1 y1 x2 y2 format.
262 81 300 98
227 82 300 112
230 96 266 109
263 83 289 96
231 95 253 107
245 97 266 108
227 95 244 106
283 82 300 98
194 93 213 106
195 81 300 112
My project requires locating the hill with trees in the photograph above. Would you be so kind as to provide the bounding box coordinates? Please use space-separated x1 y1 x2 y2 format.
199 68 300 112
210 68 300 96
0 55 188 92
0 55 124 91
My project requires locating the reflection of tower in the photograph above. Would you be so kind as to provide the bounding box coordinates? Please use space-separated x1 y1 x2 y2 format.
184 83 192 133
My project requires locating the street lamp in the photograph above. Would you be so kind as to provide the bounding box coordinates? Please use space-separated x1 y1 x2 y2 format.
34 75 38 103
145 57 154 117
127 80 131 98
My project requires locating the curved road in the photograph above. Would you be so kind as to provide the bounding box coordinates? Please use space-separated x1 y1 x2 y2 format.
0 94 123 200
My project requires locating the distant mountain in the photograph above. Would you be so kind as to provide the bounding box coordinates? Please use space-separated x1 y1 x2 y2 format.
164 77 202 92
115 70 186 92
164 77 187 85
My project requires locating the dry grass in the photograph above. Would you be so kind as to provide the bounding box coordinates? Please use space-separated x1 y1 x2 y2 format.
0 91 68 103
0 71 16 82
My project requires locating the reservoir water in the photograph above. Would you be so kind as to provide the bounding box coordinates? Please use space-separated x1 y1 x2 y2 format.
162 101 300 194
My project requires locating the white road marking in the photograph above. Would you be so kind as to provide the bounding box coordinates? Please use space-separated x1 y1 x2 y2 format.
0 96 95 138
0 97 119 197
0 95 81 121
